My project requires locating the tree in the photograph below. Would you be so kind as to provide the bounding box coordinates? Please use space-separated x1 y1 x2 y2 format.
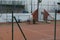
38 0 42 3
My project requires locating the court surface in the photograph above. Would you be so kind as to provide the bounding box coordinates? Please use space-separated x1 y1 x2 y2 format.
0 21 60 40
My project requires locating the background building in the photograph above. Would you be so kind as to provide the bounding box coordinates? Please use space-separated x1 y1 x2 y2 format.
0 0 60 22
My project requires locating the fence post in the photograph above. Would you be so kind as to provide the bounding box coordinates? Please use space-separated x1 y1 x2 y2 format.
12 11 14 40
54 10 57 40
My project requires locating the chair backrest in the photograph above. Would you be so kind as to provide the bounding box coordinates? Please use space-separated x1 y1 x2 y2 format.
43 9 49 18
32 9 38 21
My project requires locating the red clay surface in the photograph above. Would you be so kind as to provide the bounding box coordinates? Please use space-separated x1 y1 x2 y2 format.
0 21 60 40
